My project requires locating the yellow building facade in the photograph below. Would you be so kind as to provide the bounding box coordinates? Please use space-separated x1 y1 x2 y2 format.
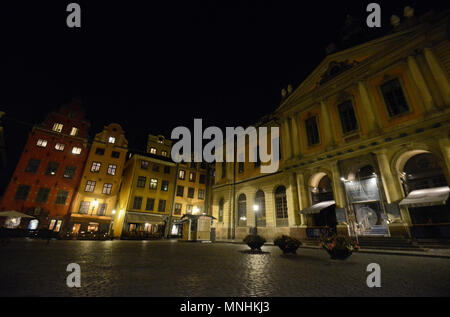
212 11 450 242
68 123 128 237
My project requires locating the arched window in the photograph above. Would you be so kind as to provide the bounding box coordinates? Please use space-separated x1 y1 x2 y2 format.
238 194 247 227
254 190 266 227
275 186 288 227
218 198 224 223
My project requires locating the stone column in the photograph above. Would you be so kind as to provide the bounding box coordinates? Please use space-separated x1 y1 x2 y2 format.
424 48 450 105
290 114 301 158
375 149 403 203
358 81 381 134
296 172 310 226
288 173 301 226
329 161 346 209
320 100 335 148
407 55 434 113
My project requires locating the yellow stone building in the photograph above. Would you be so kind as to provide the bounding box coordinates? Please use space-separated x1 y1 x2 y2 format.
68 123 128 237
212 10 450 242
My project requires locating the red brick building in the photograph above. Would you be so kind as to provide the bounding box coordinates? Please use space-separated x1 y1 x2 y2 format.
0 100 90 231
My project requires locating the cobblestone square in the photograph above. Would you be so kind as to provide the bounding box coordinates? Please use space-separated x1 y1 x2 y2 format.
0 239 449 297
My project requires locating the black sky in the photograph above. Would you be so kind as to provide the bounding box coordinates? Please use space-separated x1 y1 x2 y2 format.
0 0 448 192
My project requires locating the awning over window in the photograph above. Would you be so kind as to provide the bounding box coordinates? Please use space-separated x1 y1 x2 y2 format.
299 200 335 215
399 186 450 208
126 212 166 225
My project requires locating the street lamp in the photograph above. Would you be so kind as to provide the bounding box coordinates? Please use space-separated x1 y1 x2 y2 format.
253 204 259 235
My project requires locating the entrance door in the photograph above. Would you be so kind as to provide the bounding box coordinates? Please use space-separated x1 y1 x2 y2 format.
353 201 389 236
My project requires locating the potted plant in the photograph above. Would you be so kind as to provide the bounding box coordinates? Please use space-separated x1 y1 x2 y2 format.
320 235 359 260
274 235 302 254
243 234 266 251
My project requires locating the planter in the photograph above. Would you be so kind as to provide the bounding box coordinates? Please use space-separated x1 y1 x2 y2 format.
274 235 302 254
243 234 266 251
325 248 353 260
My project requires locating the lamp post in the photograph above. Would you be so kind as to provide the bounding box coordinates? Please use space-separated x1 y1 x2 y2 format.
253 204 259 235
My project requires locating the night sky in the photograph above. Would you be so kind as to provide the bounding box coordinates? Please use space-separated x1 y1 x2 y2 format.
0 0 447 192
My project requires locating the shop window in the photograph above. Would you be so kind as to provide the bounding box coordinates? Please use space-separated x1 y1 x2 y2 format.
380 78 409 117
338 100 358 134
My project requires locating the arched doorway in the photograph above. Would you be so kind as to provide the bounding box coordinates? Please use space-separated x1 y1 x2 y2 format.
346 165 389 236
399 153 450 239
254 190 266 227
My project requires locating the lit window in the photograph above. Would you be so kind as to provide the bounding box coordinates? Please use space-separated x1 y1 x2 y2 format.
52 123 63 133
97 203 107 216
198 189 205 200
36 139 48 147
179 170 186 180
72 147 82 155
150 147 157 154
174 203 182 215
79 201 90 214
107 164 117 175
102 183 112 195
55 143 65 151
70 127 79 136
108 136 116 144
161 150 167 157
91 162 101 172
150 178 158 190
85 180 96 192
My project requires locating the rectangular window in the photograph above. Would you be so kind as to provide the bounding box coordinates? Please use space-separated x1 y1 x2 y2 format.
45 162 59 175
14 185 30 200
70 127 79 136
380 78 410 117
108 136 116 144
98 203 107 216
141 160 149 169
52 123 63 132
198 189 205 200
152 164 160 172
36 139 48 147
161 150 167 157
174 203 182 215
102 183 112 195
150 147 157 154
176 185 184 197
149 178 158 190
338 100 358 134
79 201 90 214
91 162 101 172
187 187 195 198
305 116 320 146
55 190 69 205
111 151 120 158
161 180 169 192
145 198 155 211
199 174 206 184
107 164 117 175
35 187 50 203
133 196 143 210
137 176 146 188
158 199 166 212
63 166 76 179
54 143 65 151
72 147 82 155
164 166 170 174
179 170 186 180
25 158 40 173
189 172 196 182
95 147 105 155
85 180 96 192
186 205 193 214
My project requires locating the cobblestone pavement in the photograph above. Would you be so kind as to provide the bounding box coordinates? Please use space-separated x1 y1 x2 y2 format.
0 239 449 297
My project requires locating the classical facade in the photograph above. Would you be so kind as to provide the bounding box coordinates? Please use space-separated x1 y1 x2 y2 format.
0 100 90 231
67 123 128 237
212 10 450 241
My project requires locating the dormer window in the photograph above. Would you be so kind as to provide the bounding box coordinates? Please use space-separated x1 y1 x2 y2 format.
108 136 116 144
52 123 63 133
70 127 79 136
